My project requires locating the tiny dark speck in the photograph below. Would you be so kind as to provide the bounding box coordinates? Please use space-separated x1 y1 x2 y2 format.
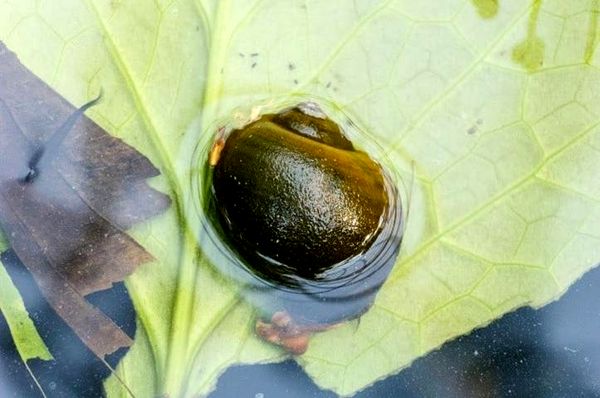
477 118 484 125
288 63 296 71
326 82 332 88
250 53 259 57
293 79 299 85
251 62 257 69
467 126 477 135
195 26 200 31
239 52 245 58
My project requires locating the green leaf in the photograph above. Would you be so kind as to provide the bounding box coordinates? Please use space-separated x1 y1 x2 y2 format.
2 0 600 396
0 220 51 392
0 240 52 363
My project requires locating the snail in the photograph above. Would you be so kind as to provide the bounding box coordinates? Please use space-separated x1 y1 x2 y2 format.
204 102 403 354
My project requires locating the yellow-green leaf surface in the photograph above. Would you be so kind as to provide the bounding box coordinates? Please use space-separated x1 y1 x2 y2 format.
2 0 600 396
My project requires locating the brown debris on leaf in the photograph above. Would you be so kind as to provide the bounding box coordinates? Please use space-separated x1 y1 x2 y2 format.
256 311 340 355
0 41 171 358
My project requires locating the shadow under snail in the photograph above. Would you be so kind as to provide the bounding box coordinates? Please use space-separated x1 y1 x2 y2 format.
206 102 403 354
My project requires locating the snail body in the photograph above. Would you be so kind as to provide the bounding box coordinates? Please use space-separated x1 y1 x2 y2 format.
212 103 389 281
205 102 403 352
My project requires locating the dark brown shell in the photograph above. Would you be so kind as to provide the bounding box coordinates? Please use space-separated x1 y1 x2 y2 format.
207 103 403 325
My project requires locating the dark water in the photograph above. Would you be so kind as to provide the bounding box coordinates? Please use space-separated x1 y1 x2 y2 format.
0 250 134 397
1 248 600 397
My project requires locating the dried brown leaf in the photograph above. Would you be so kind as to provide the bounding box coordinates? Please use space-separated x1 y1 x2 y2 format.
0 41 170 358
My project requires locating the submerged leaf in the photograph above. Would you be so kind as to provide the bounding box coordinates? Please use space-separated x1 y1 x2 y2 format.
0 42 170 358
0 220 50 392
0 241 51 363
1 0 600 397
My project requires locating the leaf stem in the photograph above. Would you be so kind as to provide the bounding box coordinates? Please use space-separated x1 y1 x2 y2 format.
199 0 232 126
162 0 232 395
